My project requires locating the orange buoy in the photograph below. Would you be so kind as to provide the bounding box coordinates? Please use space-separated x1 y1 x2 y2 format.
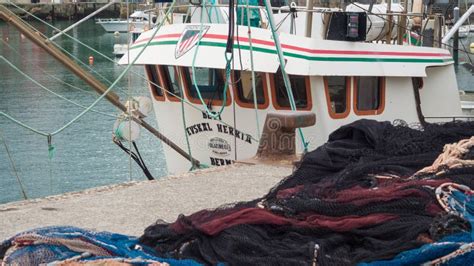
88 56 94 65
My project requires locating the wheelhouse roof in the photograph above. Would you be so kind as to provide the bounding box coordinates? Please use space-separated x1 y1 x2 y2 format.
119 23 454 77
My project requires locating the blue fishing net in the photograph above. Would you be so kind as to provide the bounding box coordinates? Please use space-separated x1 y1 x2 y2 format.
0 226 202 265
359 233 473 266
360 190 473 266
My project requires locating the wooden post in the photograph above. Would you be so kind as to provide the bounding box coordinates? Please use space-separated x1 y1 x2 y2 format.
397 0 408 45
305 0 314 37
386 0 393 44
453 7 459 65
433 15 440 48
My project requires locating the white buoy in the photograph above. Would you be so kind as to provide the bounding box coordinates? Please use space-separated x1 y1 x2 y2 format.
113 119 141 142
134 96 153 116
470 43 474 54
114 31 120 37
124 97 153 117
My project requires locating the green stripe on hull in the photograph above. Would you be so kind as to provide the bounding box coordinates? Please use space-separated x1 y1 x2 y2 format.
130 40 453 64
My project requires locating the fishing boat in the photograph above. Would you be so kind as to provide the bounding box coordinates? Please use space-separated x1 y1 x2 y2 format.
120 1 463 174
97 10 156 33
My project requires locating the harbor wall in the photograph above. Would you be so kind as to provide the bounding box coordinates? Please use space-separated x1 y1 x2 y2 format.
0 2 142 20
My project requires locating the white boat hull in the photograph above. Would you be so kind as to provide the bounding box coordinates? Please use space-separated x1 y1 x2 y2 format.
97 20 150 33
121 24 461 175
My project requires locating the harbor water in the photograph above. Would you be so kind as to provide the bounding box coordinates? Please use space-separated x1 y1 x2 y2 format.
0 20 166 204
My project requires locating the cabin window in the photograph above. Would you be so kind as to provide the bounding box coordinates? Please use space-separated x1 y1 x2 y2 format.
272 68 311 110
324 76 350 118
160 65 182 101
354 76 385 115
234 71 268 108
183 67 231 105
145 65 164 100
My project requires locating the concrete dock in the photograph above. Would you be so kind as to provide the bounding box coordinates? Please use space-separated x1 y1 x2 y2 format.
0 163 292 240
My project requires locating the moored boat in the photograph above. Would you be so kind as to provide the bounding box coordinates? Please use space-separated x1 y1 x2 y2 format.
97 10 156 33
120 2 463 174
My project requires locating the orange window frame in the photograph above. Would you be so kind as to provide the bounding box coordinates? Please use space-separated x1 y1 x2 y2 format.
353 77 386 116
145 65 165 101
157 65 182 102
232 71 270 109
323 76 351 119
180 67 232 106
269 73 313 111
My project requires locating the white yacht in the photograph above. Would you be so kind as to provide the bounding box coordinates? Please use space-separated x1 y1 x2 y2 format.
97 10 156 33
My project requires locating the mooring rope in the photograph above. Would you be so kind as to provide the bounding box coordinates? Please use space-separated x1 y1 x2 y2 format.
262 0 309 152
0 129 28 200
190 0 233 120
4 1 258 144
0 0 178 147
245 0 261 137
6 1 132 94
417 136 474 176
1 38 98 97
0 56 118 118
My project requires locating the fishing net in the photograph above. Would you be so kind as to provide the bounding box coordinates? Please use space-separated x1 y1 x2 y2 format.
139 119 474 265
0 226 201 266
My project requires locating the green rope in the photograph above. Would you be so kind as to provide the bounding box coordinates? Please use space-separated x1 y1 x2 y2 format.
262 0 309 152
50 1 177 136
0 111 49 137
0 129 28 200
0 1 178 153
1 38 98 97
5 0 258 144
209 0 221 23
190 0 233 120
246 0 261 137
2 1 261 162
173 68 196 170
47 134 54 195
0 56 118 119
7 1 132 94
180 83 196 171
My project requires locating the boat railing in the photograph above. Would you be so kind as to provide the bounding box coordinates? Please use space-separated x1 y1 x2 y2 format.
96 18 124 23
152 3 447 48
425 116 474 122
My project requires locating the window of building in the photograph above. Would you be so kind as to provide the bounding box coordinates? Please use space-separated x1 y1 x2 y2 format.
182 67 231 105
354 76 385 115
324 76 350 118
145 65 164 100
271 68 311 110
234 71 268 109
160 65 182 101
